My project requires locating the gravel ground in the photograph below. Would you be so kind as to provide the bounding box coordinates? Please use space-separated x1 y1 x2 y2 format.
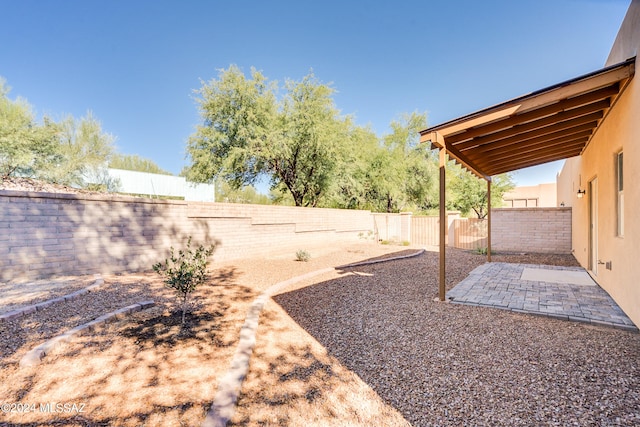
0 276 98 315
0 276 174 365
271 248 640 426
1 244 636 426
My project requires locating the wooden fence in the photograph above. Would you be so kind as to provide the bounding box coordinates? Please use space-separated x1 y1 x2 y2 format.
453 218 488 250
410 216 440 246
410 215 488 250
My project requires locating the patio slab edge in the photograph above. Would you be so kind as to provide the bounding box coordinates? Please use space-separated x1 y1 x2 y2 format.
452 300 639 332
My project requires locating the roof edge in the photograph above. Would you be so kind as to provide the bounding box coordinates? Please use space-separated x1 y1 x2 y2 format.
420 56 636 136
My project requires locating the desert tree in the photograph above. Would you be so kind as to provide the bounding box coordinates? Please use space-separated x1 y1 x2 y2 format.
185 66 351 207
46 112 116 187
0 78 59 179
153 237 216 326
448 165 515 218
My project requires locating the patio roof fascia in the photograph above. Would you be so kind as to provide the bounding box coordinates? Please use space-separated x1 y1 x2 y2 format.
419 56 636 178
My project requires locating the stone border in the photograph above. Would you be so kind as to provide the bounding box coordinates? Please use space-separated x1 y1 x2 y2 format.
0 275 106 323
202 249 425 427
19 300 155 367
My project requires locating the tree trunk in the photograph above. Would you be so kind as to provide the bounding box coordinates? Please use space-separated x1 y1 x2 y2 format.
181 293 188 325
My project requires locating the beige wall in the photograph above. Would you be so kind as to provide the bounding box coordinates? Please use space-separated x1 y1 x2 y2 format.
491 208 572 254
1 189 578 282
503 183 557 208
0 191 373 282
557 0 640 326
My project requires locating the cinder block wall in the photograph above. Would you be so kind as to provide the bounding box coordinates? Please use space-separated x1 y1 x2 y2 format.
0 191 374 281
491 207 572 253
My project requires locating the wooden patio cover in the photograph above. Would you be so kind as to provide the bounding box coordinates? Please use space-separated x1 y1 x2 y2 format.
418 57 635 300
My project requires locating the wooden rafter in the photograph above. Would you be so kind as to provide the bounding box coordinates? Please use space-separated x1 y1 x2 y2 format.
419 57 635 179
444 85 618 144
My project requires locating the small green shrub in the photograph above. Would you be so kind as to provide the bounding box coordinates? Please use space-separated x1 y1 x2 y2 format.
358 230 375 240
475 247 488 255
401 240 411 246
295 249 311 262
153 237 216 325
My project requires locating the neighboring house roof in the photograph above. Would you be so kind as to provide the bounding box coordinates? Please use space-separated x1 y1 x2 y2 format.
420 57 636 180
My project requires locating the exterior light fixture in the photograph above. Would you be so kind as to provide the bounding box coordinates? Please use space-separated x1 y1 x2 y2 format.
577 189 586 198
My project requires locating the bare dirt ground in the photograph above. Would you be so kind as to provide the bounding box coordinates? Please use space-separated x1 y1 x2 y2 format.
0 242 409 426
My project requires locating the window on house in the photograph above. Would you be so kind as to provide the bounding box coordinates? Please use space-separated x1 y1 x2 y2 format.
617 151 624 236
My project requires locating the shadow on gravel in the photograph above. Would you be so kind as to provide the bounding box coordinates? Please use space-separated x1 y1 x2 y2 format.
273 249 640 427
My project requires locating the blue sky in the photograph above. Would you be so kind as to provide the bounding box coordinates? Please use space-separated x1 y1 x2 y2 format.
0 0 631 187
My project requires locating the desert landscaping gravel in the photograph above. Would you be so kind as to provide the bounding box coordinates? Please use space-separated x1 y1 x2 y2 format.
270 248 640 426
1 243 638 426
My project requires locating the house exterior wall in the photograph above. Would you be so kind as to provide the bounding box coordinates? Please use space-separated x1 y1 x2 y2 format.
502 183 557 208
557 0 640 326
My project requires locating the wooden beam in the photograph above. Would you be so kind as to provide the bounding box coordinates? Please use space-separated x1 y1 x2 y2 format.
445 87 616 144
485 149 583 175
420 130 445 148
454 105 606 152
467 123 596 161
509 65 632 114
479 140 588 173
439 148 447 302
464 116 600 159
473 135 590 170
442 143 491 181
487 180 491 263
423 105 521 138
455 110 604 153
473 131 591 167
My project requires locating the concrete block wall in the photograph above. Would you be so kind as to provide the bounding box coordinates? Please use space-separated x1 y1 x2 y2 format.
0 191 374 282
491 207 572 253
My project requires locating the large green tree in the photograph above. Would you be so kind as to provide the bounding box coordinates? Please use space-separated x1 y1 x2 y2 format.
0 79 59 179
46 112 116 186
186 66 350 207
325 123 378 210
1 78 116 188
448 165 515 218
186 66 276 188
361 112 436 212
269 74 348 207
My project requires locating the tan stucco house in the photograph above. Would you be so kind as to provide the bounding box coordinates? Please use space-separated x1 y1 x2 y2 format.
503 183 557 208
557 0 640 327
420 0 638 326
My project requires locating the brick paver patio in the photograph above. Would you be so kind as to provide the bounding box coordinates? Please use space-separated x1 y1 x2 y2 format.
447 262 638 332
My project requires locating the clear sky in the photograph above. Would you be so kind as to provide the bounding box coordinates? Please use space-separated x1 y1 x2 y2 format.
0 0 631 187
